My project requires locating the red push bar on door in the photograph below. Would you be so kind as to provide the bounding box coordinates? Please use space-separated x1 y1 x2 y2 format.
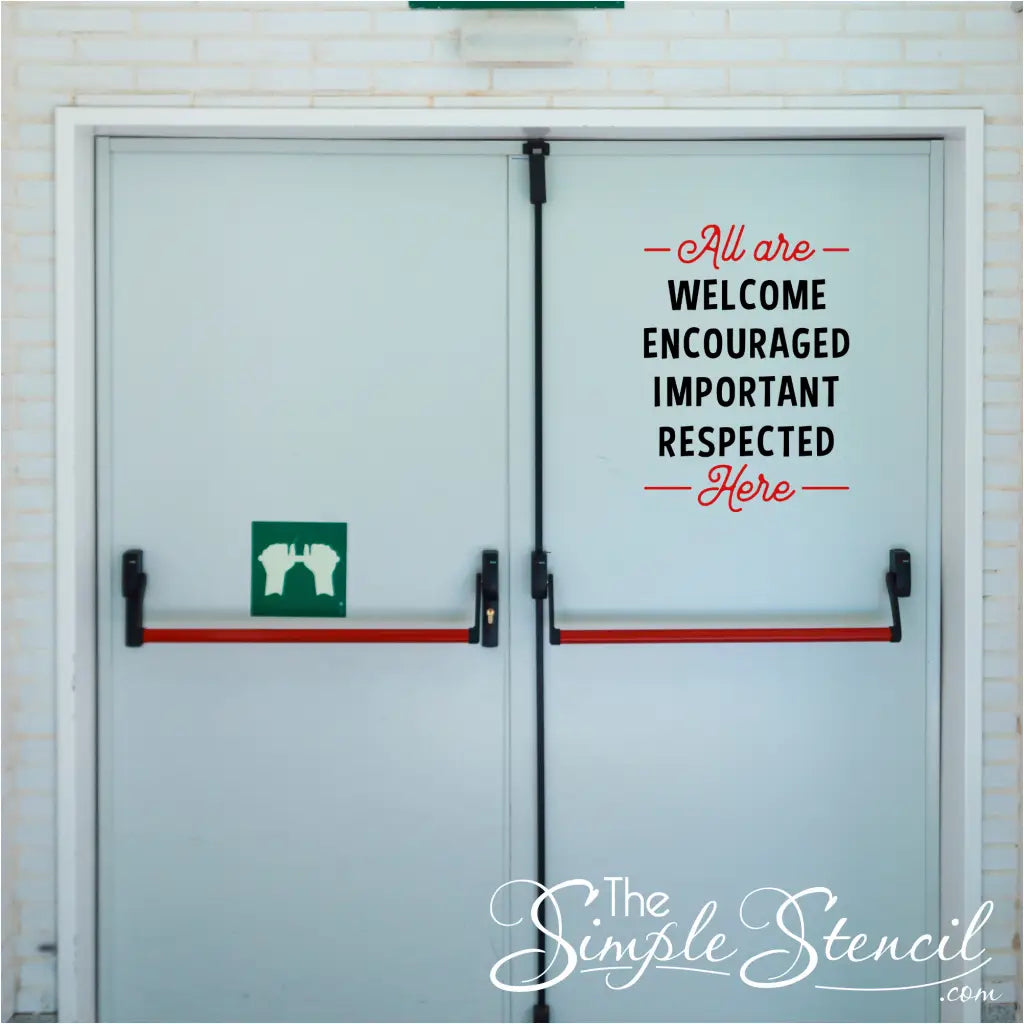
121 549 499 647
547 549 911 645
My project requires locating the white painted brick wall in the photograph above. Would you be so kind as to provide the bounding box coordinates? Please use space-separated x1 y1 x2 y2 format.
1 2 1020 1016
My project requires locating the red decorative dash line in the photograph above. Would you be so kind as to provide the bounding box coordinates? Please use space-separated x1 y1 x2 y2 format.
644 485 693 491
821 247 850 252
801 486 850 491
643 247 672 252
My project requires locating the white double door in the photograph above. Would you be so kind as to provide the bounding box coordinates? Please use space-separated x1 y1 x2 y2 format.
98 140 940 1023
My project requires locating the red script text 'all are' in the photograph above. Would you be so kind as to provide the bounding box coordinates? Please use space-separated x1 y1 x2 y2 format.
644 225 850 269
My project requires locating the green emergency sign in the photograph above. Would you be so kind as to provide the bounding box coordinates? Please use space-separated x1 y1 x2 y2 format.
250 521 348 617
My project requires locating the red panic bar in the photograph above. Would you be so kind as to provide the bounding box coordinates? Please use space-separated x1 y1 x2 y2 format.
555 625 893 645
143 627 471 644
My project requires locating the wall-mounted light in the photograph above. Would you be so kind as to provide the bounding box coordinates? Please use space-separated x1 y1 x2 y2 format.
457 10 582 64
407 1 623 66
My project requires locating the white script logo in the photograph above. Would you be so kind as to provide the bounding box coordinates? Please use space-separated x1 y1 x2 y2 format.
489 879 994 996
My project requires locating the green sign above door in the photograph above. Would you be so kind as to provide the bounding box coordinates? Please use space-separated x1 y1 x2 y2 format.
251 521 348 617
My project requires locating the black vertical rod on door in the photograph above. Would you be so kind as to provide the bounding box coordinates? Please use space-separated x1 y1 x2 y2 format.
524 138 551 1024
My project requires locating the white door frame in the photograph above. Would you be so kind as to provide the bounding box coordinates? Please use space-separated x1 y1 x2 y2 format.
55 107 985 1024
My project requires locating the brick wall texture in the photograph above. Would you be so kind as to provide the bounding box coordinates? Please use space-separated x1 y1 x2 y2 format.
1 1 1020 1016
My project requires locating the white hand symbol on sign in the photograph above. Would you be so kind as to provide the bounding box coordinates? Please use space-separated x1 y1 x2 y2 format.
302 543 340 596
258 543 297 596
257 541 341 599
